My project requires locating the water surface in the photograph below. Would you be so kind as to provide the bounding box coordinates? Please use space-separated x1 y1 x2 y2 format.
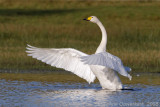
0 71 159 107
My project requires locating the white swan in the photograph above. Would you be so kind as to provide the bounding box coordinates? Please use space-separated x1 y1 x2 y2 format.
26 16 131 90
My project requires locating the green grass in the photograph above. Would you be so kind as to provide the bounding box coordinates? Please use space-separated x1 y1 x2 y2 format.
0 0 160 72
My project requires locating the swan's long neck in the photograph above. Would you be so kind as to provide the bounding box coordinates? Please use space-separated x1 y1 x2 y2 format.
95 21 107 53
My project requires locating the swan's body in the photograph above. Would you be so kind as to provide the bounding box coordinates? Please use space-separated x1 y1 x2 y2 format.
26 16 131 90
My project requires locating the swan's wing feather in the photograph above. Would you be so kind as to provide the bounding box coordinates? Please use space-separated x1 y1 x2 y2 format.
26 44 96 83
124 66 132 72
81 52 132 80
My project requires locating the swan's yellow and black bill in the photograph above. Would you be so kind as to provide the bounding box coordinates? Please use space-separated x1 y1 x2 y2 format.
83 17 92 21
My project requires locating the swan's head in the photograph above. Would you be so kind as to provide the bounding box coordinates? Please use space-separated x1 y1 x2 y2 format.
83 16 100 23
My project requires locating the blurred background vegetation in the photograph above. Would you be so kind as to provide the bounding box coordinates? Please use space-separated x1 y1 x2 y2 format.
0 0 160 72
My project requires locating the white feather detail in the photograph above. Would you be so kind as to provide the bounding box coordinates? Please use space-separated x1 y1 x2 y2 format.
81 52 132 80
26 44 96 83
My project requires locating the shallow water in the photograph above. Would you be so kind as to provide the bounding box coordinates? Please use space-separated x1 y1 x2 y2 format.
0 71 160 107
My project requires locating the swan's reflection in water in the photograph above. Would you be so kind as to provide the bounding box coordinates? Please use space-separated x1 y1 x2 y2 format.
27 83 159 107
28 87 121 107
0 72 160 107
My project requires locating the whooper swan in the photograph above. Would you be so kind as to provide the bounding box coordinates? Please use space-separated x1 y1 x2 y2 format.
26 16 132 90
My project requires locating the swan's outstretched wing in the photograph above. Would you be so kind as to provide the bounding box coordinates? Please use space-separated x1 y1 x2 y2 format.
81 52 132 80
26 44 95 83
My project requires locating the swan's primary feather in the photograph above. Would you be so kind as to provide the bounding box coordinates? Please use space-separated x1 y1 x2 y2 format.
81 52 132 80
26 44 96 83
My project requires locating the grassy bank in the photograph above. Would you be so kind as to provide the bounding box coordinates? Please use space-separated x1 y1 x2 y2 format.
0 0 160 72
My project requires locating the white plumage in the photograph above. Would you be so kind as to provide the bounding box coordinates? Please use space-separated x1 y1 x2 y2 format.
26 45 95 83
26 16 132 90
81 52 132 80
